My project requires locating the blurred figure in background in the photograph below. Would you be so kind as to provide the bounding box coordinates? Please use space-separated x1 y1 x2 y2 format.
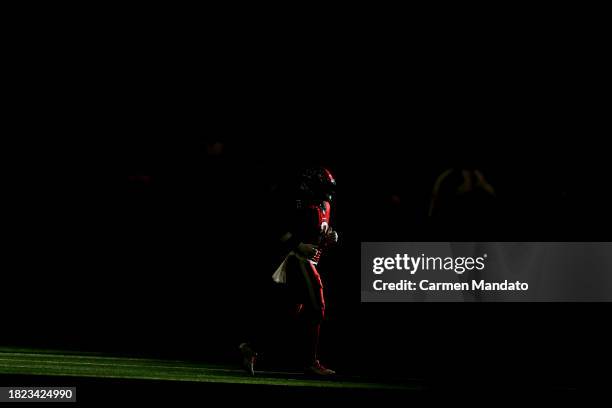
429 167 497 239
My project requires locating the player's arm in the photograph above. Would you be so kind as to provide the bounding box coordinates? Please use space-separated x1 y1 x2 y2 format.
321 227 339 248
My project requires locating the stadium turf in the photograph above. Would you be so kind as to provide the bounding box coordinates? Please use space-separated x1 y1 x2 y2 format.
0 347 421 391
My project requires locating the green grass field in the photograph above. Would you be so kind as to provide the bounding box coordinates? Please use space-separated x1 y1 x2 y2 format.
0 347 421 391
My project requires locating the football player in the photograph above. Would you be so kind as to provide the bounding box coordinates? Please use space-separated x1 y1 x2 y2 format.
240 166 339 377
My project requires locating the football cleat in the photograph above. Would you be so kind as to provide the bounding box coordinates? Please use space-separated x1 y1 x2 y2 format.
239 343 257 376
305 360 336 376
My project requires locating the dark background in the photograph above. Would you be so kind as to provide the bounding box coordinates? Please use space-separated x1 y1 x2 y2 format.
4 139 611 389
3 12 611 388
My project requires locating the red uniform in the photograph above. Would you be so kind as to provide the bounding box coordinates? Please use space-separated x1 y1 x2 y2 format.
242 167 338 375
279 199 337 365
288 200 332 317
